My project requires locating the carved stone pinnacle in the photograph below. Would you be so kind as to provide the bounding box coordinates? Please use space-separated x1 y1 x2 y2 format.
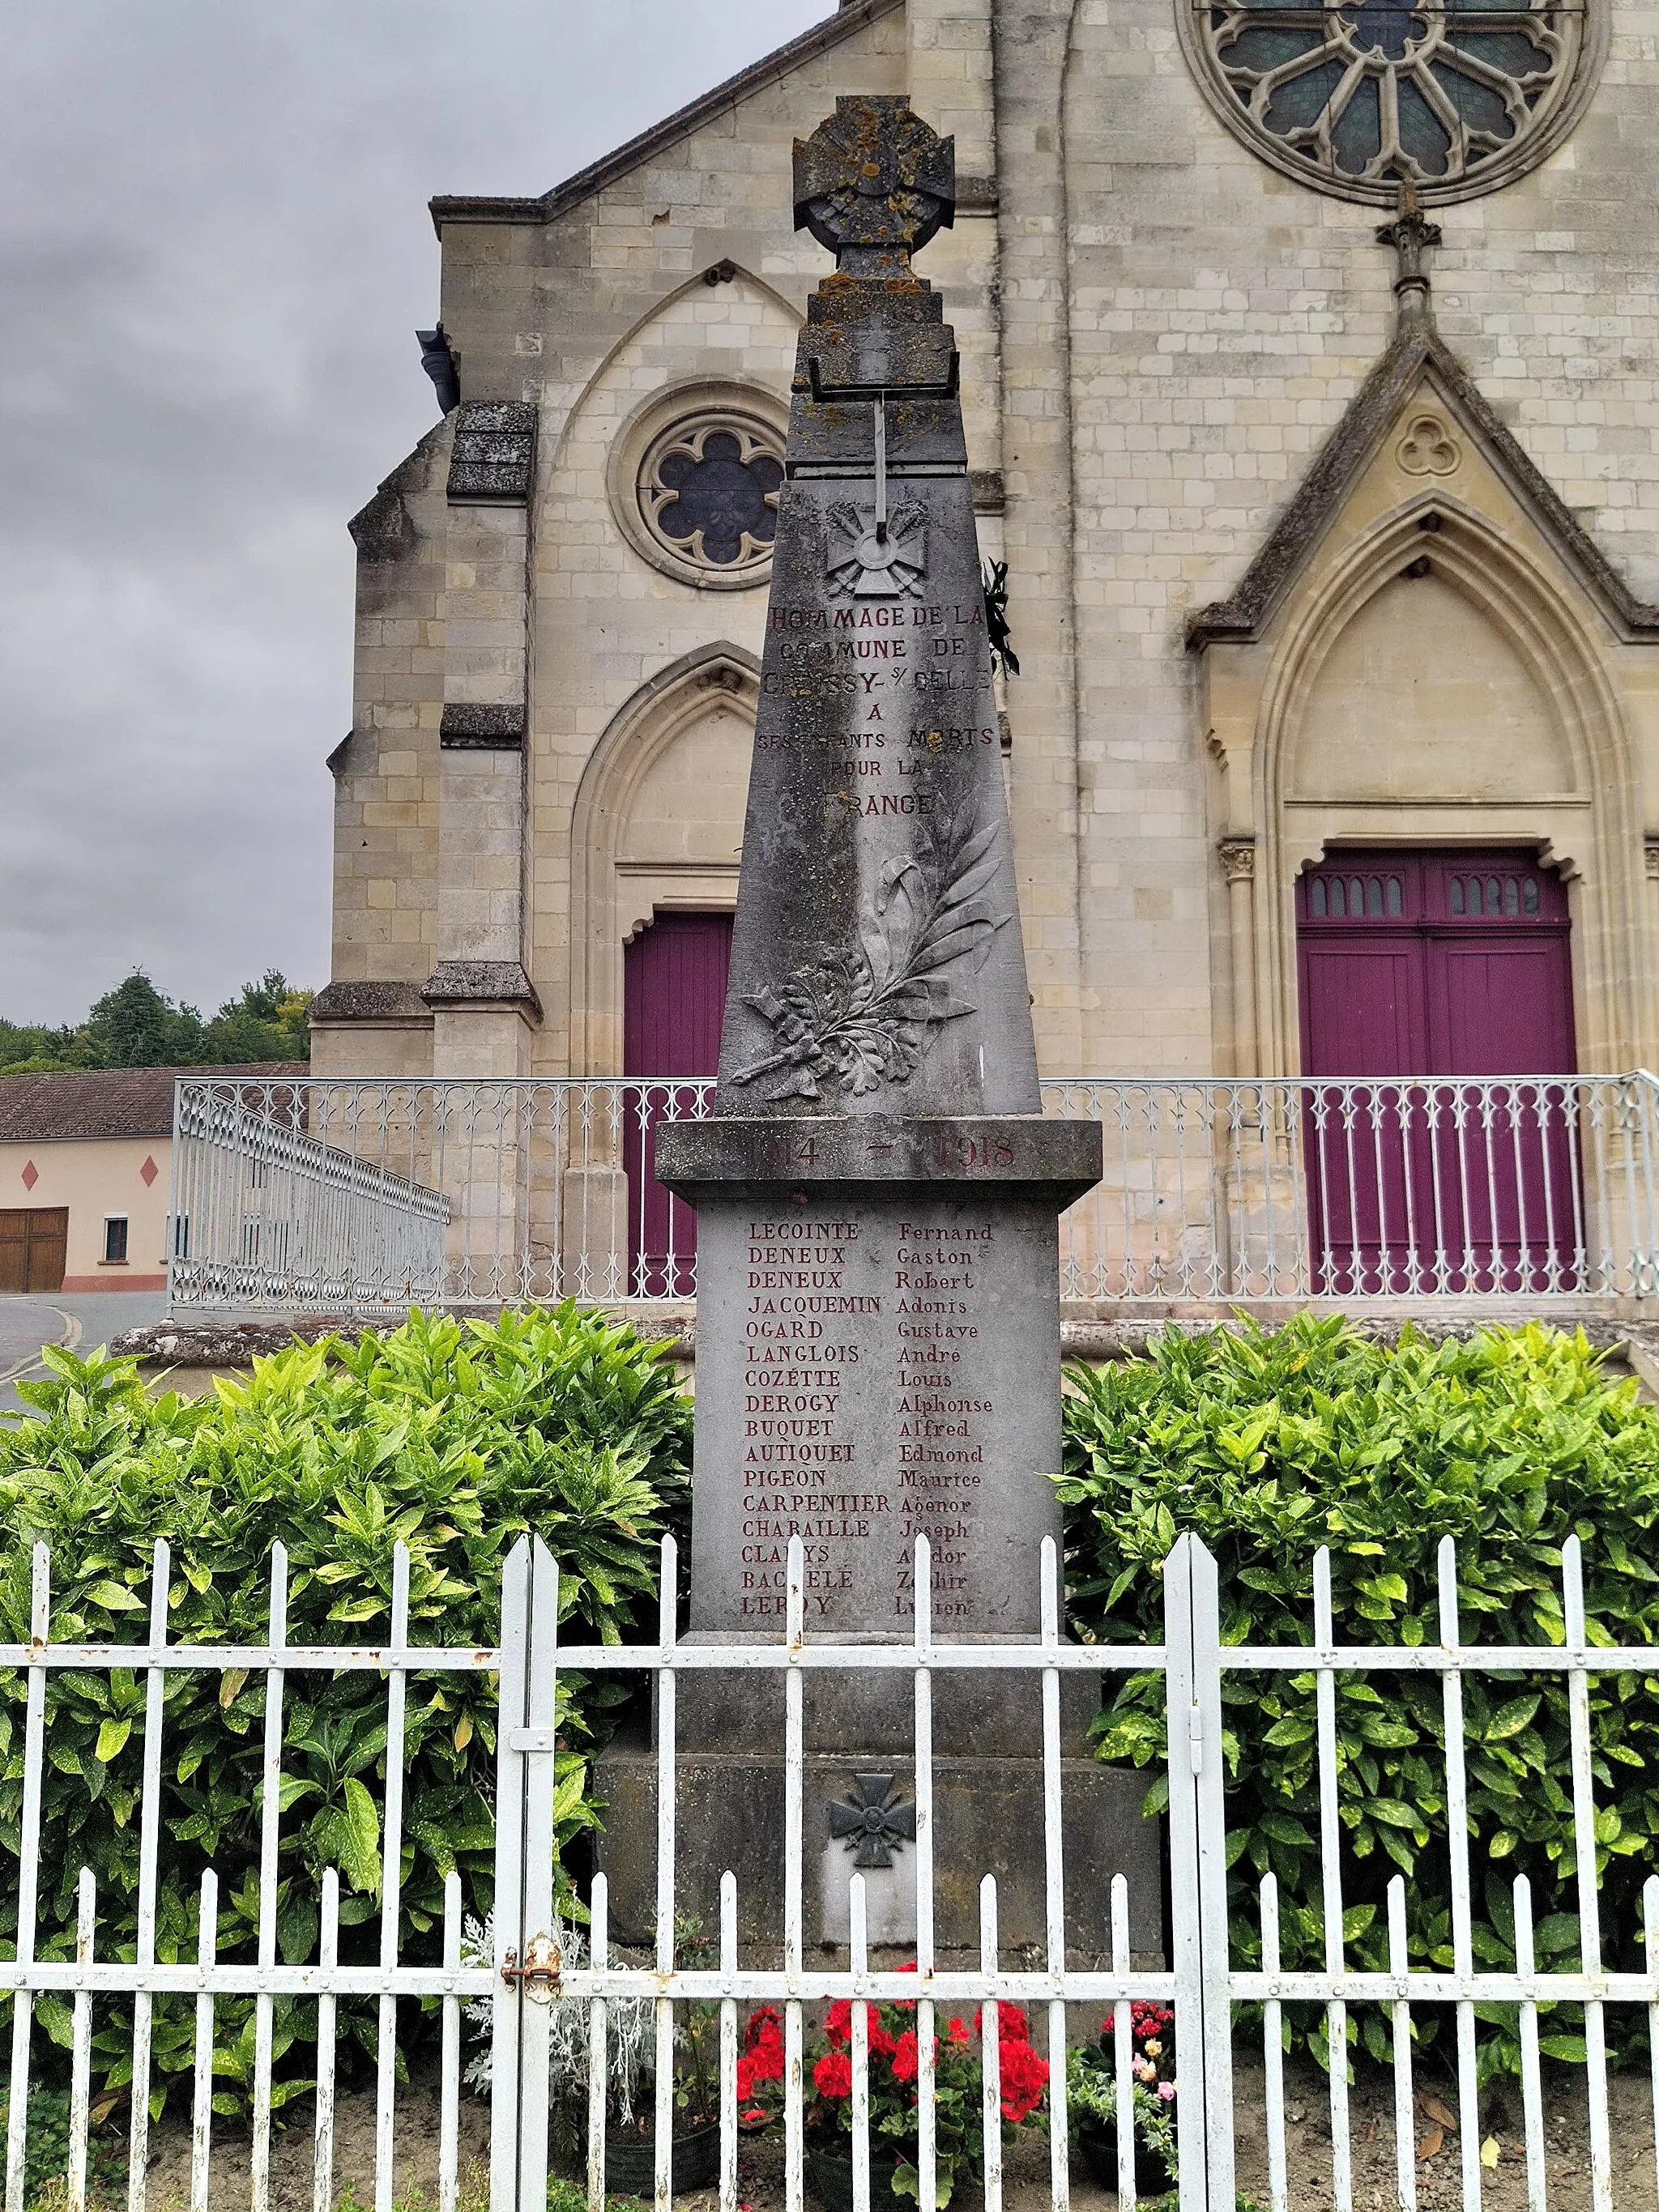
1375 185 1443 326
793 96 955 274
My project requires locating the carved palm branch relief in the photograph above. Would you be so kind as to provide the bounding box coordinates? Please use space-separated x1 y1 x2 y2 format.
732 799 1013 1101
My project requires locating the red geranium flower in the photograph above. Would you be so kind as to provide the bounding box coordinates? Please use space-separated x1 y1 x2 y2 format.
823 1999 853 2047
737 2047 782 2098
890 2030 920 2085
813 2051 854 2100
736 2006 786 2098
996 2037 1050 2124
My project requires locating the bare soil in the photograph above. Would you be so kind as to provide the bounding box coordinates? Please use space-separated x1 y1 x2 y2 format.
137 2061 492 2212
1229 2060 1658 2212
122 2057 1657 2210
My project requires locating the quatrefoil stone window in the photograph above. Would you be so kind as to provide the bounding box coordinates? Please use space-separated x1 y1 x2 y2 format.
638 413 784 582
1178 0 1600 205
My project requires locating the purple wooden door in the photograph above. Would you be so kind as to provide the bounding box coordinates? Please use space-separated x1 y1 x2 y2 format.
623 911 733 1297
1298 850 1576 1293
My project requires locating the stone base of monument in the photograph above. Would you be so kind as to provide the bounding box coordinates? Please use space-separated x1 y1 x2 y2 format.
614 1114 1162 1963
592 1734 1164 1963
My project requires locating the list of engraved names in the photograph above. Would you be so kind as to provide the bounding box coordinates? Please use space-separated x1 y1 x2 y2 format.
739 1208 993 1624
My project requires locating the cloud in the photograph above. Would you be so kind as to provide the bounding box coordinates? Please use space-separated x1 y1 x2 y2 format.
0 0 824 1024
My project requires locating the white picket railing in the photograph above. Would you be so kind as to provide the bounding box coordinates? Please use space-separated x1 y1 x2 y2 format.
166 1072 1659 1315
2 1530 1656 2212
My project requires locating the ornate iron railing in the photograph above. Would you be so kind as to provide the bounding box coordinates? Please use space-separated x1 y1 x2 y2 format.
167 1072 1659 1314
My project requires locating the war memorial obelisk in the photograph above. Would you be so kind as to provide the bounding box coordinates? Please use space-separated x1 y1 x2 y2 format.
600 96 1158 1958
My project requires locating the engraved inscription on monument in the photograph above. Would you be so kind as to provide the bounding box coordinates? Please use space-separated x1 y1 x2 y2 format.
675 1115 1093 1638
733 1204 1000 1628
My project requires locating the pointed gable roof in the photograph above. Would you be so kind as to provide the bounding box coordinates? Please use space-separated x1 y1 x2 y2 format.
1188 322 1659 649
429 0 906 238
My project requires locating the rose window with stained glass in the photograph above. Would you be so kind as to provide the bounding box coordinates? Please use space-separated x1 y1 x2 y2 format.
638 414 785 580
1185 0 1593 202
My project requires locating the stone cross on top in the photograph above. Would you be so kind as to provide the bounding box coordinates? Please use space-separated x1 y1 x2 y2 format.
793 95 955 277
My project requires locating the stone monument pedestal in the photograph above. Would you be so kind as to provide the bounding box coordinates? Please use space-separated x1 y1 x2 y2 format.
593 1736 1161 1963
655 1117 1100 1642
594 1610 1166 1962
591 1112 1164 1967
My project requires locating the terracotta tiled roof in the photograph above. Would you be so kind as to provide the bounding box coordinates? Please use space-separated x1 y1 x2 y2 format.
0 1066 305 1144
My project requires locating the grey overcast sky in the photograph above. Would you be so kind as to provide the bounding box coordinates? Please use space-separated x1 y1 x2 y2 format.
0 0 824 1028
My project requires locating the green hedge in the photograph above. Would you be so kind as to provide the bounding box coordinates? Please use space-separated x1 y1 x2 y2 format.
0 1305 689 2116
1057 1315 1659 2078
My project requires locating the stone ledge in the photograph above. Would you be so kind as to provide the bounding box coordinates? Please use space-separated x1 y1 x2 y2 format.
445 400 536 503
308 980 433 1025
439 702 525 748
969 467 1004 514
111 1306 1659 1382
419 961 544 1019
655 1114 1101 1201
111 1318 352 1366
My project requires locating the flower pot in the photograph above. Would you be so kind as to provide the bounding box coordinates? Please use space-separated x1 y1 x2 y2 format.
807 2141 919 2211
603 2120 719 2197
1076 2120 1175 2198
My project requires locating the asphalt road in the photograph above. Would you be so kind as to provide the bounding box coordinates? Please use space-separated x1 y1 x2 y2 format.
0 1289 170 1416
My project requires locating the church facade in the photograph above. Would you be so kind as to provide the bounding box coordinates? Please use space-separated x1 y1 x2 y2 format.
309 0 1659 1102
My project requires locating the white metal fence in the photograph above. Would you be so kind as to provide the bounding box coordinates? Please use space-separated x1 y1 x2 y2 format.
170 1080 449 1315
2 1529 1655 2212
168 1072 1659 1315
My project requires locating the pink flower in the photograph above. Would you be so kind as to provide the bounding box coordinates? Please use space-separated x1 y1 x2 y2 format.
1157 2082 1176 2103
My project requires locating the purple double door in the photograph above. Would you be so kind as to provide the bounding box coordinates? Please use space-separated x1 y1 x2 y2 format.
622 911 733 1297
1297 849 1577 1294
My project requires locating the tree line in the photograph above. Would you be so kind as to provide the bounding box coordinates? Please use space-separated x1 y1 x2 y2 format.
0 970 312 1075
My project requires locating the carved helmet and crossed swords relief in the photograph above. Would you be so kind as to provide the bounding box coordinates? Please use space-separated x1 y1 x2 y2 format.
825 495 928 600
